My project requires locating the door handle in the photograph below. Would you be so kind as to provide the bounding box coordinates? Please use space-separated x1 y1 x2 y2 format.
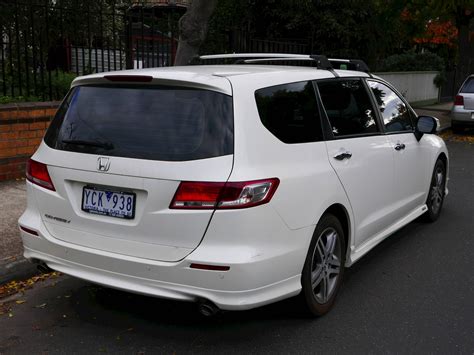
394 143 406 151
334 151 352 160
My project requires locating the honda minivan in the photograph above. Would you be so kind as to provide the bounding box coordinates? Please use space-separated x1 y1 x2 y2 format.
19 54 448 316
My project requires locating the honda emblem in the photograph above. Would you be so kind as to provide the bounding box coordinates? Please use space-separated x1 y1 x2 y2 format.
97 157 111 172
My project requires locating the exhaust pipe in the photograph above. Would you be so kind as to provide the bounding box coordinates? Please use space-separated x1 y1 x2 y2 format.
36 262 53 274
197 301 220 317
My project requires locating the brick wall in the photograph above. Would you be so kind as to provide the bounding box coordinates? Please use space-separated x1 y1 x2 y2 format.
0 102 60 181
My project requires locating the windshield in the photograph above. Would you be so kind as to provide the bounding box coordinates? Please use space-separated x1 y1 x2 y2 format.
45 85 234 161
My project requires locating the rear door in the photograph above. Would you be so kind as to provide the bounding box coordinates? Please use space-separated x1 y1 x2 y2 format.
316 78 396 247
33 83 234 262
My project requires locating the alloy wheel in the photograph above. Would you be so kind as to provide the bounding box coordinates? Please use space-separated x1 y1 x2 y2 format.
310 227 342 304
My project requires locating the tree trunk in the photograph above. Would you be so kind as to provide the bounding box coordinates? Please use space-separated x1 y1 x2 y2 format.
174 0 218 66
454 6 473 91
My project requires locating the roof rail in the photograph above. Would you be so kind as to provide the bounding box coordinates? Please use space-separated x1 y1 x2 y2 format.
195 53 370 74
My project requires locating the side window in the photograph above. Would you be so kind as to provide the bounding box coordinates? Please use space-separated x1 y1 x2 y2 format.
255 81 323 143
460 77 474 93
368 81 414 132
317 79 379 137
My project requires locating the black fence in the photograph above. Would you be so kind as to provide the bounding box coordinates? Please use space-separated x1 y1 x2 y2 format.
0 0 187 102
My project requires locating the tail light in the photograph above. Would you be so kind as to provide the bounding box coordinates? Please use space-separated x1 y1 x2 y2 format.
170 178 279 210
454 95 464 106
26 159 55 191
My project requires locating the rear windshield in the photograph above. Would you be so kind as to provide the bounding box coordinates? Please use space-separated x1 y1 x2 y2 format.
460 78 474 93
45 85 234 161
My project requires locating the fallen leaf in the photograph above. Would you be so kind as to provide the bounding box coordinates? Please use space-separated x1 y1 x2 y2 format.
35 303 47 309
8 313 13 318
15 300 26 305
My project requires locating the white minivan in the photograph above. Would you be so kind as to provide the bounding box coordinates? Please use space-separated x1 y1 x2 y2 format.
19 54 448 316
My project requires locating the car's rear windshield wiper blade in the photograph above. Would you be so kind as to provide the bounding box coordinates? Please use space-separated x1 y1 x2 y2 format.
61 139 114 150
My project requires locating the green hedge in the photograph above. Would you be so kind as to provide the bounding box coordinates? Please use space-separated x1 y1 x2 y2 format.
379 51 444 72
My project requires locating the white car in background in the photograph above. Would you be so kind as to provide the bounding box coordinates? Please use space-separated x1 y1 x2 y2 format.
452 74 474 133
19 54 448 316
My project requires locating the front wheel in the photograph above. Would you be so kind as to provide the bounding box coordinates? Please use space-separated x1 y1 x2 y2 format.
424 158 446 222
300 214 346 316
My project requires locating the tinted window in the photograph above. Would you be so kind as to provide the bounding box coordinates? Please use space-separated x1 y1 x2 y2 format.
45 85 233 161
460 77 474 93
255 81 322 143
317 79 379 137
368 81 414 132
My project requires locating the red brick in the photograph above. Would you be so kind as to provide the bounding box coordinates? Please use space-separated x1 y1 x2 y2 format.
12 123 29 131
17 146 35 155
19 131 36 139
27 109 47 118
0 125 11 132
0 131 19 140
36 130 46 138
0 141 26 149
0 110 19 120
0 148 17 158
28 138 42 146
29 122 45 130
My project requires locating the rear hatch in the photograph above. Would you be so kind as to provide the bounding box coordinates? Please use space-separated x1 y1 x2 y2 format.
33 78 234 262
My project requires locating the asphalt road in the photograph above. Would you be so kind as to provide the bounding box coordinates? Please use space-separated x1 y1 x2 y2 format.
1 138 473 354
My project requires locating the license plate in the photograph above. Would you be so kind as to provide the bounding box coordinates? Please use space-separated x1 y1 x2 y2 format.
82 186 136 219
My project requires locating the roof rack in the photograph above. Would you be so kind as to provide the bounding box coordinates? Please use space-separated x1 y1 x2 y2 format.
328 59 370 73
196 53 371 75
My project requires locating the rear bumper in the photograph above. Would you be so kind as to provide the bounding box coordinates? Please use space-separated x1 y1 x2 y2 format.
22 241 301 311
451 106 474 123
19 196 312 311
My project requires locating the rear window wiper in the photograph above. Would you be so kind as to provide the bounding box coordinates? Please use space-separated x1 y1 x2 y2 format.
61 139 114 150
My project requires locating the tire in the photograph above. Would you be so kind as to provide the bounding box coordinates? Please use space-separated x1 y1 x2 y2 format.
451 122 463 134
424 158 446 222
300 213 346 316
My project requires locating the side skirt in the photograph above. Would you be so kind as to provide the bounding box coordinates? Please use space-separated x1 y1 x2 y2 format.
347 204 428 266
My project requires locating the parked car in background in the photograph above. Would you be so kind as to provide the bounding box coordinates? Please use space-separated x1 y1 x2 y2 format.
452 74 474 133
19 53 449 317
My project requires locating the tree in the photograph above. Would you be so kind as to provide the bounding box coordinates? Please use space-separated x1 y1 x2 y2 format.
436 1 474 89
174 0 218 66
409 0 473 88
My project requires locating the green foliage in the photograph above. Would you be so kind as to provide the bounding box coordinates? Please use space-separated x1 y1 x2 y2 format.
51 72 77 96
379 51 445 72
434 71 448 88
0 95 40 104
0 71 75 104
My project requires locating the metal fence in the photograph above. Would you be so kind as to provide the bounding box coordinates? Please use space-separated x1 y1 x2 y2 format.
0 0 186 101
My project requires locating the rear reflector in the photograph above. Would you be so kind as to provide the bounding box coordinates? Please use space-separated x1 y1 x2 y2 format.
170 178 279 209
454 95 464 106
26 159 55 191
104 75 153 82
190 263 230 271
20 225 39 236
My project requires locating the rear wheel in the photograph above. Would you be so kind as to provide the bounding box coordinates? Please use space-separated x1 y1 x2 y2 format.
424 158 446 222
451 122 463 134
300 214 346 316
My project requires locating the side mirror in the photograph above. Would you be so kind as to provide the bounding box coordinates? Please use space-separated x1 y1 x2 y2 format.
415 115 438 141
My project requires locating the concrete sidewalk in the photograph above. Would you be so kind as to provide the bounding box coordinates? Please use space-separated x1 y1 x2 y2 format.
0 179 37 283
